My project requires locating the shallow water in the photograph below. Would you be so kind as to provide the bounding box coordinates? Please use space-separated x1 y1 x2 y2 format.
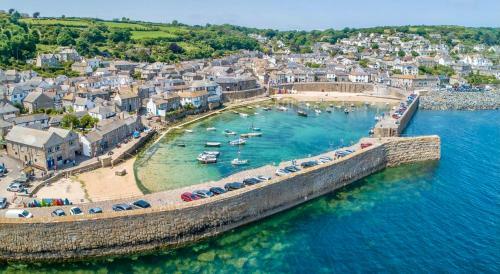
135 103 383 192
2 110 499 273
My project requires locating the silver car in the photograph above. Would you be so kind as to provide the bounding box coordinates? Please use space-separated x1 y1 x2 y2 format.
0 197 7 209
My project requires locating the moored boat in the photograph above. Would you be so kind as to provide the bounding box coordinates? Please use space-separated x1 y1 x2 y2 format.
197 153 217 164
262 107 271 111
315 109 322 114
184 129 193 133
298 110 308 117
344 108 349 114
203 151 220 157
277 106 288 111
205 142 221 147
240 132 262 138
223 129 237 135
231 158 249 165
229 138 247 145
240 113 249 117
206 127 217 131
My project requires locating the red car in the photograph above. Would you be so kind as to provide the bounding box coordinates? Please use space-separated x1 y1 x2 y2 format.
181 192 199 202
361 142 373 149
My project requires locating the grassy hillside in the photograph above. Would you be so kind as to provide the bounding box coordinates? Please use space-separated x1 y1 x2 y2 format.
1 11 498 70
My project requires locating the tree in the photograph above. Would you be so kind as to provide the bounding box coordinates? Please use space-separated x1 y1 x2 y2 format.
32 12 40 18
109 29 131 43
168 43 184 54
56 30 75 46
359 59 369 68
8 9 14 15
61 114 80 129
397 50 406 58
79 114 98 129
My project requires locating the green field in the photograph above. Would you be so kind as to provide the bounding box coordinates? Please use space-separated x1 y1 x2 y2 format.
131 31 179 40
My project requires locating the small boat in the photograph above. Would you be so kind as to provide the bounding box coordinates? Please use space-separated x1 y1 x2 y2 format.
251 127 261 131
329 104 334 107
232 110 239 114
176 143 186 147
240 113 249 118
326 109 332 113
306 103 311 107
203 151 220 157
350 103 355 107
247 106 253 109
205 142 221 147
344 108 349 114
197 154 217 164
277 106 288 111
185 129 193 133
369 129 374 135
231 158 249 166
206 127 217 131
298 110 308 117
240 132 262 138
263 107 271 111
374 116 380 121
224 129 237 136
315 109 322 115
229 138 247 146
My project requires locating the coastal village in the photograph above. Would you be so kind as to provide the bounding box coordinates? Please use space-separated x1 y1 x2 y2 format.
0 28 497 215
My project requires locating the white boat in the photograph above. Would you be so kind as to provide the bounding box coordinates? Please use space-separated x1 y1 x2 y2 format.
277 106 288 111
247 106 253 109
206 127 217 131
240 132 262 138
240 113 249 118
229 138 247 145
197 154 217 164
374 116 380 121
315 109 322 114
185 129 193 133
205 142 221 147
223 129 237 136
251 127 261 131
231 158 249 165
344 108 349 114
203 151 220 157
306 103 311 107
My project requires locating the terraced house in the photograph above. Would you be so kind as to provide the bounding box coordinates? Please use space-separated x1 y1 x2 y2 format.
5 126 80 171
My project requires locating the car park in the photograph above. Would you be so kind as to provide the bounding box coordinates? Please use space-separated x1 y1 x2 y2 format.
112 204 133 211
70 207 83 215
0 197 8 209
192 190 214 199
51 209 66 217
224 182 245 191
4 209 32 219
133 199 151 209
89 207 103 214
209 187 226 195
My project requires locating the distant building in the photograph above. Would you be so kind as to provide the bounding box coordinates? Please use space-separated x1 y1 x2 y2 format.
23 92 54 113
390 75 439 89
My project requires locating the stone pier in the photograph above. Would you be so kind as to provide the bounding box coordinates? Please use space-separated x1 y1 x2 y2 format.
0 136 440 262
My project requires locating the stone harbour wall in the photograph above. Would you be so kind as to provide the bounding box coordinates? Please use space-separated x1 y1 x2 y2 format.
0 136 440 262
221 87 267 103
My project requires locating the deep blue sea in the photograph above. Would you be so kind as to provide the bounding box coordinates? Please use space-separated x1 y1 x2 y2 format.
2 110 499 273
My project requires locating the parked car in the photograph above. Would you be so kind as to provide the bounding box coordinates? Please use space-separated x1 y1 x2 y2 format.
112 204 133 211
209 187 226 195
243 177 261 186
133 200 151 209
224 182 245 191
4 209 32 219
70 207 83 216
89 207 103 214
257 175 271 181
284 166 300 173
6 182 25 192
0 197 7 209
301 161 318 168
361 142 373 149
192 190 214 199
51 209 66 217
275 168 290 176
181 192 199 202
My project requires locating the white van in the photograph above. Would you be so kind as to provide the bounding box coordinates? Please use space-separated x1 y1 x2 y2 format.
4 209 33 219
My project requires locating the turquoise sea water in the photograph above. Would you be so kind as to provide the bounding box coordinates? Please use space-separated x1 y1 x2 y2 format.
135 103 382 192
2 110 499 273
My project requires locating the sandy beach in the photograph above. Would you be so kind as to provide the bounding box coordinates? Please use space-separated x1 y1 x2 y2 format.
273 91 402 103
